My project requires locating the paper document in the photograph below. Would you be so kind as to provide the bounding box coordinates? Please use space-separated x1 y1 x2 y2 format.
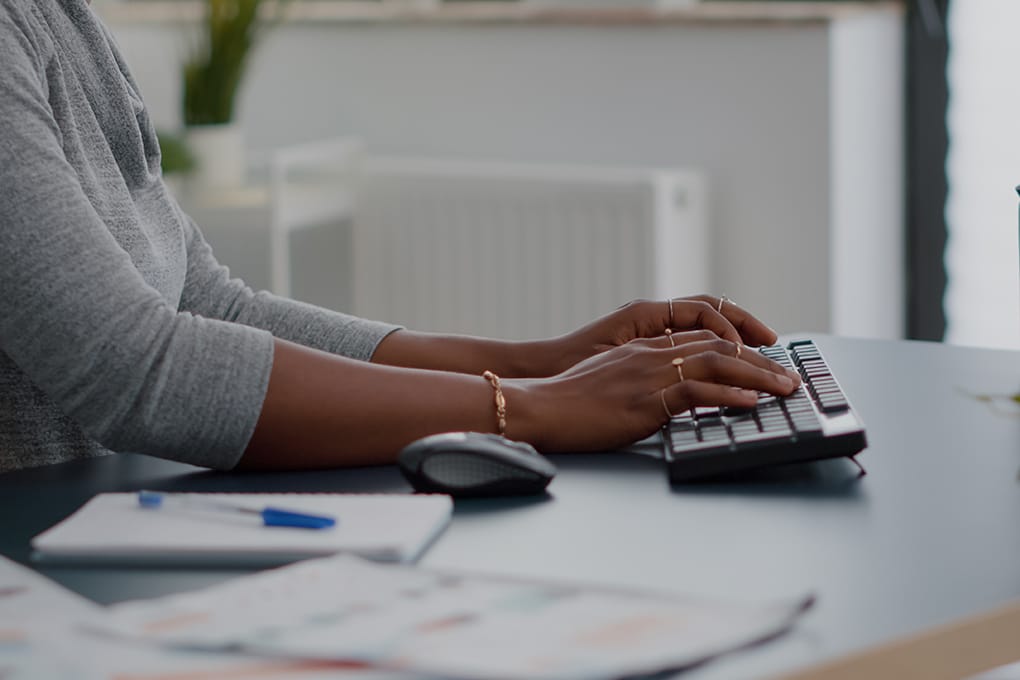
102 554 814 680
31 492 452 566
0 554 419 680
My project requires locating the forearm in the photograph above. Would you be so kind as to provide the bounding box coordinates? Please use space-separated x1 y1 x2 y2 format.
369 329 561 378
238 338 541 470
238 319 800 470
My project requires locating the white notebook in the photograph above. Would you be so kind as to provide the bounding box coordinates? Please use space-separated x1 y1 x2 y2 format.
31 492 453 567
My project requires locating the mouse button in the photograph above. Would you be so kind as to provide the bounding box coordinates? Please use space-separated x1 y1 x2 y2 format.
420 452 541 489
396 445 428 471
418 432 471 449
527 455 558 477
505 440 541 456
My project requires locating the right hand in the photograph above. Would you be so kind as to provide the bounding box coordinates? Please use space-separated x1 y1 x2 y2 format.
505 331 801 453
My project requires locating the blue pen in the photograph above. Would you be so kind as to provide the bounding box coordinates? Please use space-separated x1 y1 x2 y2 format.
137 490 336 530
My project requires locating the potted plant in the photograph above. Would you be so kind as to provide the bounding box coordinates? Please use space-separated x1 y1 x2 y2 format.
182 0 287 188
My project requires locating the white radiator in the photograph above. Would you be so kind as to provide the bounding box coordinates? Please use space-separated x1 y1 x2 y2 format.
352 157 708 341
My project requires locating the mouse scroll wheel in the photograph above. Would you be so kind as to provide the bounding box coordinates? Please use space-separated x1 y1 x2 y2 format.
421 453 536 489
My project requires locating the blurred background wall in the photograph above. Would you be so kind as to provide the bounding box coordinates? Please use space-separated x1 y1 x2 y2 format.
97 1 904 341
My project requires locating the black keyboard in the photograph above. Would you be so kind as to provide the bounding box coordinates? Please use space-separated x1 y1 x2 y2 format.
662 339 867 482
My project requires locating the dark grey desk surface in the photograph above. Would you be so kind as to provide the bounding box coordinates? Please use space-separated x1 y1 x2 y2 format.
2 335 1019 679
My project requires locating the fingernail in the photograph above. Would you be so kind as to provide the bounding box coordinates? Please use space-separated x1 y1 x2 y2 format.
739 389 758 399
778 375 795 390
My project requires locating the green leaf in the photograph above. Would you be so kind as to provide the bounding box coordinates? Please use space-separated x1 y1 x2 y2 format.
156 129 196 175
182 0 289 126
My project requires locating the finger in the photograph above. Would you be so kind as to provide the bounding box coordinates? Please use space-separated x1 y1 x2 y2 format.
629 327 717 351
618 335 679 351
673 351 798 396
729 343 802 384
662 338 801 385
667 299 741 344
664 329 718 347
688 294 777 347
660 328 716 350
662 381 759 416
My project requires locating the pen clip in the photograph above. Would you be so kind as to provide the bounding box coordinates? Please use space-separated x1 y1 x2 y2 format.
137 491 336 530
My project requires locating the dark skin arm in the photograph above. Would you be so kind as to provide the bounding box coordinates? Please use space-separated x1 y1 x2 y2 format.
369 295 779 377
238 296 799 470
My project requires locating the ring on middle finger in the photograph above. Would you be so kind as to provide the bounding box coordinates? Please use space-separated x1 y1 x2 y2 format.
671 356 685 382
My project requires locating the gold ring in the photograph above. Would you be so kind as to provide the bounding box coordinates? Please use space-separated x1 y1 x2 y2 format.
667 298 676 327
665 328 677 348
661 390 678 419
717 295 729 313
672 356 685 382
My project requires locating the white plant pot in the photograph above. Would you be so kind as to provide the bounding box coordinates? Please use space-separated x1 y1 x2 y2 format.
185 123 246 190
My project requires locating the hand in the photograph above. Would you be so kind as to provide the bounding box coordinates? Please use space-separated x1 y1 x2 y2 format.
506 333 801 453
533 294 779 376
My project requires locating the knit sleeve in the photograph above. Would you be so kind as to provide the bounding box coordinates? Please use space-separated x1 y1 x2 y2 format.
176 209 401 361
0 10 274 470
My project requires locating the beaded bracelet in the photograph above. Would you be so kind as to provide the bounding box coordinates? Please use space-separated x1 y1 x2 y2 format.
481 370 507 436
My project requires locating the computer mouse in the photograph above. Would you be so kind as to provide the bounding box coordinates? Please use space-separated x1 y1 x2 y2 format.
397 432 556 498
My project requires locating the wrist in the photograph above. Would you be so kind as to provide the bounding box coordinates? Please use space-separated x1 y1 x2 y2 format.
507 337 580 378
500 378 553 450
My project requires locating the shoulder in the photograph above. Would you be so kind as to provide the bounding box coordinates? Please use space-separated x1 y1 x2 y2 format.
0 0 55 75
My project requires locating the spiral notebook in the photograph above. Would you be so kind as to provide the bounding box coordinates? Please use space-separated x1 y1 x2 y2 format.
31 492 453 567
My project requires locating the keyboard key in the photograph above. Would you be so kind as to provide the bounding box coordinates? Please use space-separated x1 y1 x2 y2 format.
760 347 796 371
816 394 849 413
730 429 795 447
728 417 760 438
783 390 813 409
698 421 730 442
669 424 700 446
758 417 793 438
721 405 757 417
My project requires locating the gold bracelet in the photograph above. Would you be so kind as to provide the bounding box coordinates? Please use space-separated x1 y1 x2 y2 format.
482 370 507 436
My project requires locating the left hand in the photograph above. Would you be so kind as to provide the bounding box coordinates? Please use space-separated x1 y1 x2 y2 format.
534 294 779 376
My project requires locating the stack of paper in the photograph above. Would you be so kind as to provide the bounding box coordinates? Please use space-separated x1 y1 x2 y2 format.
99 554 813 680
0 553 417 680
18 492 814 679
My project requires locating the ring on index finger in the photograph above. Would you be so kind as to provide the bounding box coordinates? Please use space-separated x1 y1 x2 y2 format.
717 295 730 313
665 328 677 348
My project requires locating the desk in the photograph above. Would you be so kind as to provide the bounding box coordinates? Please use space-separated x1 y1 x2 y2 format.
2 336 1019 679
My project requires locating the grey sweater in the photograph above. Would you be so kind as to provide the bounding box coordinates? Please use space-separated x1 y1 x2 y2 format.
0 0 398 473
